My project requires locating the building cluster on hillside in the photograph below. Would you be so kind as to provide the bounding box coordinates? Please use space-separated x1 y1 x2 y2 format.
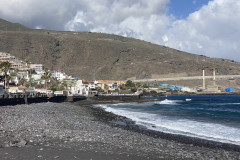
0 52 88 96
0 52 130 96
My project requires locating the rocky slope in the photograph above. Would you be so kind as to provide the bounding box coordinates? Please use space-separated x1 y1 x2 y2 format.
1 18 240 80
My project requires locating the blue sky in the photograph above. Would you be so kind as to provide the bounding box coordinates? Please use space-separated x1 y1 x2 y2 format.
169 0 211 19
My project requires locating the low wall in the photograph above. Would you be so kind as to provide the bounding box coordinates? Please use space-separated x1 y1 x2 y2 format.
0 94 87 106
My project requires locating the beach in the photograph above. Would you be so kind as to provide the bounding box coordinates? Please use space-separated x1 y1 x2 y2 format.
0 101 240 160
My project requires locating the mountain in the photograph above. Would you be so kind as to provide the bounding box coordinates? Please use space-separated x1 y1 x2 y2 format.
0 19 31 31
1 18 240 81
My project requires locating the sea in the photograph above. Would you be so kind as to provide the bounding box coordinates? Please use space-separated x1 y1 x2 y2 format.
94 95 240 146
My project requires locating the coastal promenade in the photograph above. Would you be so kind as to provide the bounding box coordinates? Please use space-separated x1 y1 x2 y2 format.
133 75 240 82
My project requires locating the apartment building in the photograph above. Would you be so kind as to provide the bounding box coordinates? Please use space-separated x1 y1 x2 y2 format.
0 52 16 63
29 64 44 71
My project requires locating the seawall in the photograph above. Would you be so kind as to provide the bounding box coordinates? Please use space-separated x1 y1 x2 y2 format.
0 94 86 106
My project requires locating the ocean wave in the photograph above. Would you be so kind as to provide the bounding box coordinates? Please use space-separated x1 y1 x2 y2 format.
95 104 240 146
154 99 183 105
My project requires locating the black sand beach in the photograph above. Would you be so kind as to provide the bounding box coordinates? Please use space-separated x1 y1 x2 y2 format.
0 100 240 159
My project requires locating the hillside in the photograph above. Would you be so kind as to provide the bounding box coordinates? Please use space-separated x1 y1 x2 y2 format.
0 19 31 31
1 18 240 80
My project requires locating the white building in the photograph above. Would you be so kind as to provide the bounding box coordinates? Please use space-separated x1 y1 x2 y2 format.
51 71 68 81
31 74 42 80
29 64 44 71
181 87 197 93
68 80 89 95
0 52 16 62
88 83 96 89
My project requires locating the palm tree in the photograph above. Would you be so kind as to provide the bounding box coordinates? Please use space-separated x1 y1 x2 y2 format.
19 77 27 86
0 62 12 91
6 75 12 88
41 69 51 89
60 80 68 90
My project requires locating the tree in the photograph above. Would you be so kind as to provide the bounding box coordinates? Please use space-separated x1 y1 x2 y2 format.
48 77 60 89
6 75 12 88
125 80 135 88
26 78 35 88
41 69 51 89
143 84 149 88
19 77 27 86
60 80 68 90
0 62 12 91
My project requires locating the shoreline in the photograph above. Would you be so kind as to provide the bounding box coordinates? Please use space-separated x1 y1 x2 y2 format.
0 101 240 159
84 100 240 152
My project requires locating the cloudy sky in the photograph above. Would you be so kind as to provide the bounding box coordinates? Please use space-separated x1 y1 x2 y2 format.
0 0 239 61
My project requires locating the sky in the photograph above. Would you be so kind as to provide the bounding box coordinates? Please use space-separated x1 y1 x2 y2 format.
0 0 240 62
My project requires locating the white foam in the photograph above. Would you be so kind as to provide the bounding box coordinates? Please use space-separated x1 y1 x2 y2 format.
95 104 240 146
155 99 182 105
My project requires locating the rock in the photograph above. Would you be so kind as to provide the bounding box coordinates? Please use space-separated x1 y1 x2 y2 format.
17 139 27 147
9 140 17 147
38 155 43 158
9 139 27 147
4 143 10 148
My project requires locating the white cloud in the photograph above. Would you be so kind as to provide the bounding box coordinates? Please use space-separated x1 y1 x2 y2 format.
162 0 240 61
0 0 240 61
0 0 82 30
64 0 171 43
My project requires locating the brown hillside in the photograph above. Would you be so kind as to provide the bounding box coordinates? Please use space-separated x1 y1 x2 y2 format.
0 19 240 80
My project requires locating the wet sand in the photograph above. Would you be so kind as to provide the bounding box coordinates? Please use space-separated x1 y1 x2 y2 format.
0 100 240 159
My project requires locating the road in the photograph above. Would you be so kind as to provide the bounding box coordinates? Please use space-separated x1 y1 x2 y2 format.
133 75 240 83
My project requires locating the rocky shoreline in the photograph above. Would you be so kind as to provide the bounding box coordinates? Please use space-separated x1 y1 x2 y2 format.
0 101 240 159
88 103 240 152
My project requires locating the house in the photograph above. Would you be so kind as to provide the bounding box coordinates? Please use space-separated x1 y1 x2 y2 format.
66 79 89 95
31 74 42 80
181 87 197 93
88 83 96 89
11 61 25 69
51 71 68 81
206 85 220 93
0 52 16 62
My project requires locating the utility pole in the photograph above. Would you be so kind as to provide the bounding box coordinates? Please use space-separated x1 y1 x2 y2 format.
213 69 216 86
202 69 205 89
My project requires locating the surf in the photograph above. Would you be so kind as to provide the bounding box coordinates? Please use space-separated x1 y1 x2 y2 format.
94 95 240 146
